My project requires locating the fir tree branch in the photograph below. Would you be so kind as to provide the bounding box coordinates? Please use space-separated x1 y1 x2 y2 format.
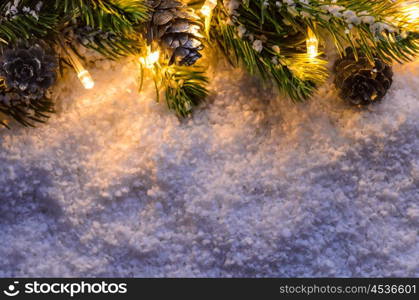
0 1 58 44
275 0 419 62
55 0 149 32
163 65 208 117
66 22 143 60
141 61 208 117
211 3 328 102
0 0 151 128
0 94 54 128
56 0 150 60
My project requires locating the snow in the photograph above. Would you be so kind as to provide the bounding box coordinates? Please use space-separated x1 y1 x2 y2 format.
0 56 418 277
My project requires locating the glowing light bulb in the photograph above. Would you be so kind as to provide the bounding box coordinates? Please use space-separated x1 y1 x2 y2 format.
140 49 160 68
78 69 95 89
63 46 95 90
200 0 217 16
200 0 217 34
306 28 319 58
401 1 419 30
403 1 419 20
146 50 160 66
57 37 95 90
200 5 212 16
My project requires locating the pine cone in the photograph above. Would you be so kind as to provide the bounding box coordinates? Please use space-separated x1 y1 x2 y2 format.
334 48 393 106
148 0 203 66
0 44 57 100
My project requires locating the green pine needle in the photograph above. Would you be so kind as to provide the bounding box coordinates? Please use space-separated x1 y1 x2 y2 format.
211 5 328 102
164 66 209 117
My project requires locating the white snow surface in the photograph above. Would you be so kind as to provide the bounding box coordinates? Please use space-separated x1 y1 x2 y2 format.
0 57 418 277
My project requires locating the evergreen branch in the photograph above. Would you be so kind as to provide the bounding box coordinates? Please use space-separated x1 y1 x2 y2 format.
0 1 58 44
0 0 149 52
55 0 150 60
0 73 54 128
83 35 142 59
66 23 143 60
275 0 419 62
163 65 208 117
0 0 151 128
0 95 54 128
54 0 149 32
211 4 328 101
141 61 208 117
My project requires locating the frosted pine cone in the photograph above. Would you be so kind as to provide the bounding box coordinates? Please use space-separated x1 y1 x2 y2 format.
148 0 203 66
334 48 393 106
0 43 57 100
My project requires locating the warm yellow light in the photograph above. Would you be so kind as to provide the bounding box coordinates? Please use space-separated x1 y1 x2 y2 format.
147 50 160 66
77 69 95 89
401 1 419 30
200 0 217 16
200 0 217 34
140 49 160 69
200 5 212 17
307 44 318 58
63 46 95 90
306 28 319 58
406 6 419 21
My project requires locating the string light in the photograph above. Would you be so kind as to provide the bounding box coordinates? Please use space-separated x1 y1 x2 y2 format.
77 70 95 90
139 47 160 69
401 0 419 31
306 28 319 58
64 46 95 90
200 0 217 34
200 0 217 16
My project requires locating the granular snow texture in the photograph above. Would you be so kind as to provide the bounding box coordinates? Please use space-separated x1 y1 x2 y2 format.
0 58 418 277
